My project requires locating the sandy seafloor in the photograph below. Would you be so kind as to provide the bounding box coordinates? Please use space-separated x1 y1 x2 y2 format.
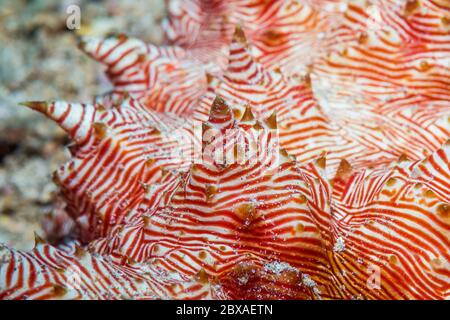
0 0 165 249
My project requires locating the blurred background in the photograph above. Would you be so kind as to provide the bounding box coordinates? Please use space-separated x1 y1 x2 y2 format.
0 0 165 249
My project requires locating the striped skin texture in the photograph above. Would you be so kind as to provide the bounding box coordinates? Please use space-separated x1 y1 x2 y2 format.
89 101 335 300
89 0 450 169
0 241 218 299
201 25 450 171
1 106 448 299
164 0 344 75
80 35 216 117
0 105 332 299
328 140 450 299
164 0 450 78
1 0 450 300
79 0 346 116
311 0 450 168
134 136 450 299
200 26 365 170
21 99 196 242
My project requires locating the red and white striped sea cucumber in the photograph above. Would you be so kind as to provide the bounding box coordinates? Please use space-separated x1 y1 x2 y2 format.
0 0 449 300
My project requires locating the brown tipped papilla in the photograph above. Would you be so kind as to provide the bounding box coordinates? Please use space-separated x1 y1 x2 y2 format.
335 159 353 182
76 36 87 51
145 158 156 167
96 103 107 113
303 73 312 88
53 285 68 297
196 268 209 284
240 106 255 122
232 25 247 44
233 108 242 119
297 194 307 204
262 29 285 46
315 155 327 169
34 232 46 247
279 148 289 158
419 60 431 72
386 178 397 187
136 54 147 64
206 73 215 85
92 122 108 140
116 33 128 42
202 122 213 133
253 121 263 130
19 101 49 114
234 203 256 221
442 16 450 27
389 254 398 265
142 216 151 227
404 0 419 15
265 112 278 129
151 128 161 136
279 148 295 163
205 184 218 201
424 189 436 198
210 96 230 116
51 171 62 186
74 245 87 258
358 31 369 45
445 139 450 147
398 154 409 162
437 203 450 218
